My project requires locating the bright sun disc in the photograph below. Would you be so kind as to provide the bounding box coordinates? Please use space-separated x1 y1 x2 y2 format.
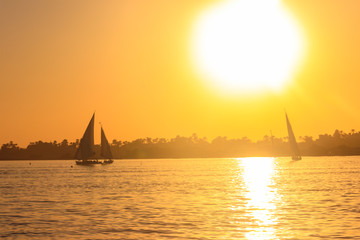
192 0 305 93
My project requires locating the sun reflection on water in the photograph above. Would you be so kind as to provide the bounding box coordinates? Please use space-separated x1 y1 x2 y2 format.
238 157 279 240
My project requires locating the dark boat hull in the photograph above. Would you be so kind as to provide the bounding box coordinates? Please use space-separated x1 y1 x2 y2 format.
75 160 102 166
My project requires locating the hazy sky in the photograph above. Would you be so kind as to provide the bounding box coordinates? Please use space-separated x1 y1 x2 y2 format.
1 0 360 146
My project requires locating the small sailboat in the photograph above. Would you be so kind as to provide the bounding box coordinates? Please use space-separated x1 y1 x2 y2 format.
285 113 302 160
75 113 114 165
100 126 113 164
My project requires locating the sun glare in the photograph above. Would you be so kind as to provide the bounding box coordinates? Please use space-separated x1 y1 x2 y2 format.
192 0 305 93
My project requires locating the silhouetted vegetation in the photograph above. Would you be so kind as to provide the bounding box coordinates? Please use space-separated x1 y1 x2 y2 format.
2 130 360 160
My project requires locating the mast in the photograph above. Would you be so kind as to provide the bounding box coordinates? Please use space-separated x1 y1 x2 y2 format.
101 126 113 159
285 113 301 160
270 130 275 157
75 113 95 160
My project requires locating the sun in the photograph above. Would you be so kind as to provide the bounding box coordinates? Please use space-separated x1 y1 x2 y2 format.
192 0 305 93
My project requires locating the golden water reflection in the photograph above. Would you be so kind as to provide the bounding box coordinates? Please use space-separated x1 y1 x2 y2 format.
238 157 279 240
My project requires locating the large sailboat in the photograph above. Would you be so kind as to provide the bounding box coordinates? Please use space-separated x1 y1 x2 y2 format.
75 113 114 165
285 113 302 161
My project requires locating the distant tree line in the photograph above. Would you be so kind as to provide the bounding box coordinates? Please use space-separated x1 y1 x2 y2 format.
2 130 360 160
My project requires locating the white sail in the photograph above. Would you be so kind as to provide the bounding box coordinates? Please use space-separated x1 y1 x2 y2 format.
101 126 113 159
75 113 95 160
286 113 301 160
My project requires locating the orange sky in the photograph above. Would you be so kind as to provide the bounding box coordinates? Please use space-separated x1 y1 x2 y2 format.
1 0 360 146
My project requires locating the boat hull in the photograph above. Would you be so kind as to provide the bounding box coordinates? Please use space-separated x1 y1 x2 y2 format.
75 160 102 166
292 156 302 161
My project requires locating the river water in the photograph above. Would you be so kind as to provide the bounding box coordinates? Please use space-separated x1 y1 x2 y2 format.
0 157 359 239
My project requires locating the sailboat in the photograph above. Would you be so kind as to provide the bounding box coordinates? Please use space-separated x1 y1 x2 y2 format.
75 113 114 165
285 113 302 160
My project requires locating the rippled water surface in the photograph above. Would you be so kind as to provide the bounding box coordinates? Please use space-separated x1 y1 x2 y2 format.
1 157 360 239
